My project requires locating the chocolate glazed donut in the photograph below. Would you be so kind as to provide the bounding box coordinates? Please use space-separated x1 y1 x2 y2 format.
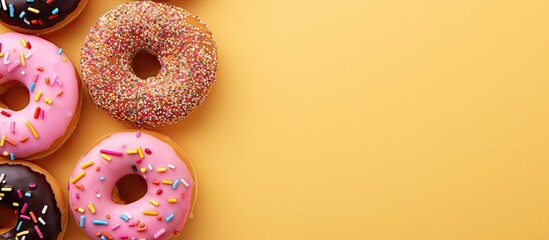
0 0 87 34
0 161 66 240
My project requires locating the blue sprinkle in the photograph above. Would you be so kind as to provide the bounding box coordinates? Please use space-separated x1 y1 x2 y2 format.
16 221 23 231
92 220 108 226
29 82 35 92
119 214 129 222
26 0 34 2
165 213 174 222
9 153 14 160
51 8 59 15
100 236 107 240
24 192 31 198
57 48 63 55
172 179 180 190
80 215 85 228
19 11 25 19
8 4 13 17
99 176 105 181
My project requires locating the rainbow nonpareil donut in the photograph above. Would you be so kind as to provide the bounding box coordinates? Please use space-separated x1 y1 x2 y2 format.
68 131 197 240
81 1 218 128
0 32 81 160
0 160 67 240
0 0 88 34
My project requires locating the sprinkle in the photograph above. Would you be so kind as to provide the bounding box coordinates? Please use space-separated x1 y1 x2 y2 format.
165 213 174 222
34 225 44 239
152 180 160 185
34 90 42 102
148 164 153 171
20 38 26 47
27 7 39 14
62 56 66 62
20 136 29 142
119 234 128 239
16 230 29 237
36 66 43 71
103 231 113 240
20 214 30 220
1 0 5 11
153 228 166 239
25 52 31 59
29 183 36 189
162 180 173 185
119 214 129 222
9 121 14 133
57 48 62 54
12 202 18 207
0 135 5 147
34 107 40 119
19 11 25 18
28 82 36 93
9 153 13 160
75 193 79 199
137 227 147 232
81 161 94 169
156 168 167 173
80 215 85 228
111 224 120 230
77 207 84 213
1 187 12 191
131 165 137 172
24 192 31 198
26 121 38 138
88 203 96 214
168 164 175 169
30 211 37 223
8 4 13 17
100 176 105 181
156 189 162 195
143 210 158 216
144 148 152 154
181 178 190 187
71 172 86 183
172 179 180 189
137 147 144 158
126 149 138 154
42 205 48 214
19 52 25 66
8 60 21 72
92 220 108 226
149 199 159 207
140 168 147 173
101 154 112 161
38 217 46 225
168 198 177 203
3 52 9 64
0 173 4 183
56 90 63 96
16 221 23 231
100 149 123 156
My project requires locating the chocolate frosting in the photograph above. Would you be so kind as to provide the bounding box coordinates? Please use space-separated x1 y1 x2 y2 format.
0 163 62 240
0 0 81 30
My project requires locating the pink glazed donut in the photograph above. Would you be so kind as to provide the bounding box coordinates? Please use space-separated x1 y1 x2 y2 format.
0 32 81 160
68 130 197 240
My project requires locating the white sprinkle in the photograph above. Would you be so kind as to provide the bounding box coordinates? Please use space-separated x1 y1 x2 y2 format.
41 205 48 214
167 164 175 169
1 0 6 11
20 71 25 75
38 217 46 225
24 52 31 59
21 236 26 240
96 194 101 198
23 18 29 25
3 52 9 64
0 173 4 183
181 178 190 187
127 214 133 219
148 164 153 171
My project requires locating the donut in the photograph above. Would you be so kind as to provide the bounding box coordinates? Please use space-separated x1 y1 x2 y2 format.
0 159 67 240
0 0 88 34
68 130 197 240
81 1 218 128
0 32 81 160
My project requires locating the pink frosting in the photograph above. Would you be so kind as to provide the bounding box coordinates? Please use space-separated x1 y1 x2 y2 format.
0 32 79 159
68 131 196 240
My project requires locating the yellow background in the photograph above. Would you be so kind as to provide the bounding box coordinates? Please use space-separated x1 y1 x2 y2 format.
1 0 549 239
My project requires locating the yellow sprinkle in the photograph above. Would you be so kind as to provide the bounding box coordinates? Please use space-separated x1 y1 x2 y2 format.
156 168 167 173
45 98 52 105
0 135 5 147
168 198 177 203
34 91 42 102
88 203 96 214
27 7 39 14
16 230 29 236
137 146 144 158
81 161 94 169
20 52 25 66
1 187 11 192
0 53 4 57
26 121 38 139
140 168 147 173
12 202 19 207
0 193 4 197
20 38 26 47
149 199 159 207
126 149 138 154
162 180 173 185
143 210 158 216
62 56 66 62
101 153 112 161
70 172 85 183
77 207 85 213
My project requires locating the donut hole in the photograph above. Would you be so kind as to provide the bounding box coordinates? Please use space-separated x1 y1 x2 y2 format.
131 50 161 79
112 174 148 205
0 206 17 233
0 81 30 111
